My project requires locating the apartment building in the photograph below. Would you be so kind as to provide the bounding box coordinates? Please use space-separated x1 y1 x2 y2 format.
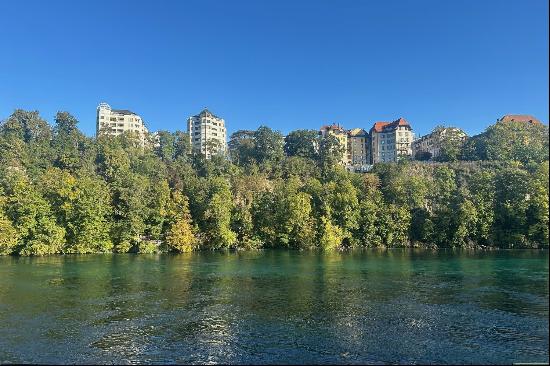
412 126 467 160
369 117 414 164
319 123 350 166
96 102 149 145
187 108 227 159
347 128 370 172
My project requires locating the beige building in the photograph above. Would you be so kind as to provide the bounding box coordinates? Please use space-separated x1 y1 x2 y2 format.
319 123 350 166
369 117 414 163
96 102 149 145
412 126 467 160
347 128 370 172
187 108 227 159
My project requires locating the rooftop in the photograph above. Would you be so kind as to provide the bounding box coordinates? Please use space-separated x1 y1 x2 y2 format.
320 123 346 133
370 117 411 133
498 114 541 124
194 108 221 119
112 109 137 116
348 128 368 136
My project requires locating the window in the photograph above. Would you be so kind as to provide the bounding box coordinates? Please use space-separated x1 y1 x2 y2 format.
110 117 116 121
118 117 124 121
100 116 104 119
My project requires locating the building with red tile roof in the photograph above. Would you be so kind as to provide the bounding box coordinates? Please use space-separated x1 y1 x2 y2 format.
369 117 414 164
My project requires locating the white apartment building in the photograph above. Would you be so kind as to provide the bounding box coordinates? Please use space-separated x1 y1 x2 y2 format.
187 108 227 159
412 126 467 160
96 102 149 145
370 118 414 163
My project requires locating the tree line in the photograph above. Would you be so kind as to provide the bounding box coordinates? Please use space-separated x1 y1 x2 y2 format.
0 109 548 255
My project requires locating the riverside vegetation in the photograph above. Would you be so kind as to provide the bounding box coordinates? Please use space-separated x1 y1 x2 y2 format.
0 110 548 255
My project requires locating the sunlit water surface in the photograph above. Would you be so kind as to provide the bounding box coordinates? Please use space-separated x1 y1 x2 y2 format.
0 250 548 364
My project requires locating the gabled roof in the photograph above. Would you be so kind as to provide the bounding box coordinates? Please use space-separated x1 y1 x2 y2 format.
348 128 367 136
371 122 390 133
393 117 410 127
370 117 411 133
498 114 541 124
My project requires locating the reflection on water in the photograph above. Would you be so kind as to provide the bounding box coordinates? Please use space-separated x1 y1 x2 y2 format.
0 250 548 364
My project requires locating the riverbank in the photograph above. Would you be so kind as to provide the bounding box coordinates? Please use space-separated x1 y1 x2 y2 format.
2 111 548 256
2 242 548 257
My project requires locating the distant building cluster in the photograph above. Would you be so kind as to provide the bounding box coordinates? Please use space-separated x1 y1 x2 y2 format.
95 103 541 168
412 126 467 160
318 117 415 172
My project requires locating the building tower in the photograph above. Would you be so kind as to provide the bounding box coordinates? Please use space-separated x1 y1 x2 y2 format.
96 102 149 146
187 108 227 159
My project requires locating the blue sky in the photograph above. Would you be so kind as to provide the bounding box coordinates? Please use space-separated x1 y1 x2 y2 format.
0 0 548 137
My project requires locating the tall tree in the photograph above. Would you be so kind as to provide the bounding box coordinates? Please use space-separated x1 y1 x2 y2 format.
284 129 319 159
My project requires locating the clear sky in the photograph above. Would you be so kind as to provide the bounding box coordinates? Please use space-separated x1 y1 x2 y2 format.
0 0 548 138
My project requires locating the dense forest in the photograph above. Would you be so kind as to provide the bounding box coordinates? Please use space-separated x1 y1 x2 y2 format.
0 109 548 255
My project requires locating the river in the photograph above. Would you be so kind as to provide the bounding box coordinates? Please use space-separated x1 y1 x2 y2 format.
0 250 548 364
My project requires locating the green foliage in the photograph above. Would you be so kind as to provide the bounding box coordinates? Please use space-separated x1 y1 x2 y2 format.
0 109 548 255
434 126 467 162
318 215 344 250
202 178 237 249
284 129 319 160
462 121 549 164
228 130 256 167
0 188 19 255
2 172 65 255
318 134 346 174
39 168 113 253
253 126 285 167
165 191 197 252
1 109 52 143
252 178 316 249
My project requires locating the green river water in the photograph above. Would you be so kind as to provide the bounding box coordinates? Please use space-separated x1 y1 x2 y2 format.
0 249 548 364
